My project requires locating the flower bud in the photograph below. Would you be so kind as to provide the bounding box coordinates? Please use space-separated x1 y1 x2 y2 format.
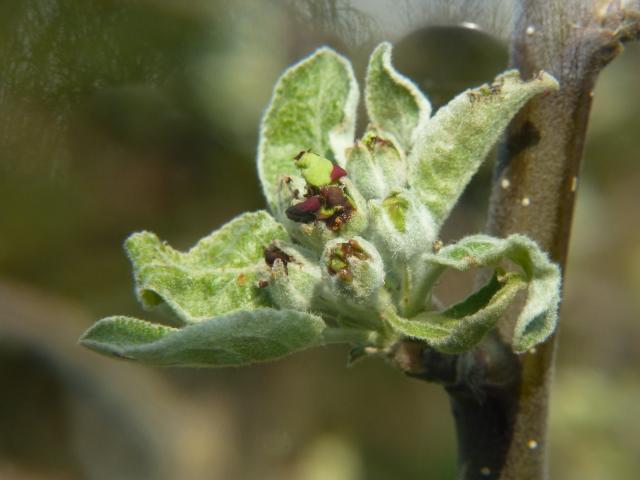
345 130 406 199
321 237 384 306
262 241 321 311
281 176 369 253
362 130 406 190
368 190 438 263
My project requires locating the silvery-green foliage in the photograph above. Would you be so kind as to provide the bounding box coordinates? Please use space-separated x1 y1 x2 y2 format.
384 272 527 353
80 43 562 367
80 310 327 367
409 70 559 225
365 42 431 152
412 234 562 353
125 211 288 323
367 190 439 313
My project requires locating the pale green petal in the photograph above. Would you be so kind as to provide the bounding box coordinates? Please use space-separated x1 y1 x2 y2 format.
365 42 431 152
409 70 559 225
79 309 327 367
258 47 359 212
125 211 288 324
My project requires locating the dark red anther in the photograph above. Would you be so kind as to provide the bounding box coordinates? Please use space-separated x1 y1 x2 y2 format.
330 164 347 182
285 195 322 223
321 186 350 208
264 244 293 274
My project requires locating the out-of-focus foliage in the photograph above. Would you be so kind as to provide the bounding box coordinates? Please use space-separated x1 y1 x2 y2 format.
550 369 640 479
1 0 639 478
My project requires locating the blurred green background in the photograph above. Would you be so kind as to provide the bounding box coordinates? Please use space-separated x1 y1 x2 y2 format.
1 1 639 479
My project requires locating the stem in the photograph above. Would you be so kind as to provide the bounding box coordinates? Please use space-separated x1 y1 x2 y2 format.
394 334 521 479
394 2 639 479
480 3 639 478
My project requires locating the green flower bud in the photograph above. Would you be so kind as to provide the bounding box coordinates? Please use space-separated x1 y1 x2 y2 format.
262 241 321 311
362 130 406 190
345 130 406 200
321 237 384 306
368 190 438 263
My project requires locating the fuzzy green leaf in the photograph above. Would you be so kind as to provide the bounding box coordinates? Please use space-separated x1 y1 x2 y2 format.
418 234 562 352
365 42 431 152
126 211 288 324
79 309 327 367
258 47 359 212
386 272 527 353
409 70 559 225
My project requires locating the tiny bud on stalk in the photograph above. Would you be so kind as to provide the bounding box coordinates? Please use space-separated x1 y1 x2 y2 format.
262 241 321 311
321 237 385 306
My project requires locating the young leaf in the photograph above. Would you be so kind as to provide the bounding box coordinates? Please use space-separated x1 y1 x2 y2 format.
125 211 288 324
385 273 527 353
79 309 327 367
365 42 431 152
416 234 562 352
258 47 359 212
409 70 559 225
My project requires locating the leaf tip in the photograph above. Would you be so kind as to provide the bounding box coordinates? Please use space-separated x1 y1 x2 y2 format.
371 41 392 58
124 230 162 263
78 317 127 358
